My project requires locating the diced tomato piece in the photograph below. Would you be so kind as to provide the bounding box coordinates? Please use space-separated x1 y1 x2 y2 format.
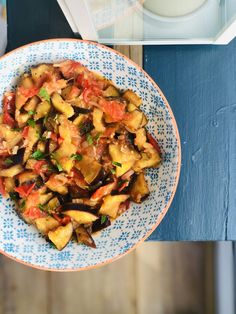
118 181 129 192
33 160 48 175
15 182 36 198
18 86 39 98
50 132 58 142
52 213 71 225
146 133 162 154
0 177 6 196
59 60 83 79
2 112 15 128
24 207 46 219
82 86 102 104
3 92 15 114
99 99 126 122
102 127 116 138
91 181 117 201
22 126 29 139
58 137 64 145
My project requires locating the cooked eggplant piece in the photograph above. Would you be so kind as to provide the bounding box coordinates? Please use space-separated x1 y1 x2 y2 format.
68 185 90 199
45 174 68 195
75 156 102 184
51 92 74 118
20 75 34 89
103 85 120 98
53 141 76 173
35 216 60 234
75 226 96 248
130 172 149 203
60 202 98 213
73 107 92 115
61 85 80 100
0 125 22 148
34 100 51 121
133 143 161 171
123 90 142 107
0 164 23 177
48 222 73 251
63 210 98 224
134 128 147 150
44 114 59 133
99 194 129 218
24 95 40 112
10 148 25 165
92 215 111 233
123 110 144 132
45 197 60 212
127 103 137 112
78 119 94 136
109 144 140 177
4 177 15 193
31 64 54 82
39 192 53 205
23 125 41 163
18 171 38 185
93 108 105 132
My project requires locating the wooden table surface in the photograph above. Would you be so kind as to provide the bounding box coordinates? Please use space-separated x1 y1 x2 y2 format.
6 0 236 240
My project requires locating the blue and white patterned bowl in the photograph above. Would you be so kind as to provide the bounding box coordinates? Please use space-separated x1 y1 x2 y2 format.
0 39 181 271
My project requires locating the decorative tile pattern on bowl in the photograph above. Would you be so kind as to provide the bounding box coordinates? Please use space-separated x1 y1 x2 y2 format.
0 39 180 271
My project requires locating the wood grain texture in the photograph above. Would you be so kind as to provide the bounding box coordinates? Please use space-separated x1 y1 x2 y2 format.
144 42 236 240
50 251 136 314
0 257 48 314
0 242 214 314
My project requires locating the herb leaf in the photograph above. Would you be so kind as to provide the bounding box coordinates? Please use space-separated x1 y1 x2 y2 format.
38 204 45 211
112 161 122 167
31 150 45 160
110 168 116 175
27 118 35 128
86 134 93 145
9 192 19 201
55 161 63 172
94 132 101 142
71 154 82 161
20 200 26 209
28 110 36 116
4 158 13 166
38 87 50 102
101 215 107 224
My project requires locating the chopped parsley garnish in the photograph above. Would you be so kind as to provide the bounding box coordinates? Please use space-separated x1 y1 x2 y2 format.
101 215 107 224
38 204 45 211
12 127 22 132
43 115 48 125
86 134 93 145
112 161 122 167
31 150 45 160
40 136 47 142
9 192 19 201
27 118 35 128
20 200 26 209
38 87 50 102
110 168 116 174
94 132 101 142
28 110 36 116
4 158 13 166
55 161 63 172
71 154 82 161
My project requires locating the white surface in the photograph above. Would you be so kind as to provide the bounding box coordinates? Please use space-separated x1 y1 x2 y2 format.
58 0 236 44
215 242 235 314
144 0 207 17
0 5 7 56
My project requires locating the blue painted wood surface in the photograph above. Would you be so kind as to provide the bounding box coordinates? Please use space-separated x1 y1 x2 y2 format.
145 42 236 240
7 0 236 240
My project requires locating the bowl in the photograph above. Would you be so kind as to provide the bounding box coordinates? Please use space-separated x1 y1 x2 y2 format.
0 39 181 271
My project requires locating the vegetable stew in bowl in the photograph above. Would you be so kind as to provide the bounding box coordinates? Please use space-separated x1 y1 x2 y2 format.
0 60 161 250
